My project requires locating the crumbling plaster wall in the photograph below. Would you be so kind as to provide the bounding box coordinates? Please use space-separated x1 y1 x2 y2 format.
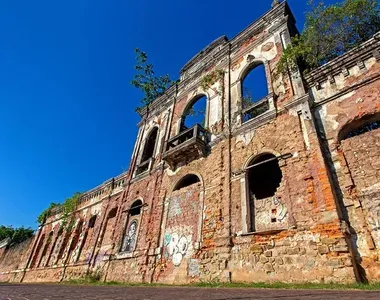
313 50 380 281
3 2 380 285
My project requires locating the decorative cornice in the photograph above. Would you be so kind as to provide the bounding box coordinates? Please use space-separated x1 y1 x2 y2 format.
135 2 292 120
180 36 228 74
230 1 292 51
233 108 277 137
304 32 380 88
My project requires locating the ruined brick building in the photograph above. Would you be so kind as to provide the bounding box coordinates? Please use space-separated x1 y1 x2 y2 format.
2 1 380 284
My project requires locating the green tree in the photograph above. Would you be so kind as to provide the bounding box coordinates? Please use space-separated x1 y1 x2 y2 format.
131 49 174 109
37 202 60 225
37 192 82 232
0 225 34 245
277 0 380 74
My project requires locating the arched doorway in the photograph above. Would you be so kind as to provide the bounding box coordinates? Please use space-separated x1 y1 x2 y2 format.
162 174 203 270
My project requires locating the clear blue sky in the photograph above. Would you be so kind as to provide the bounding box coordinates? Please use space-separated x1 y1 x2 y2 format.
0 0 338 229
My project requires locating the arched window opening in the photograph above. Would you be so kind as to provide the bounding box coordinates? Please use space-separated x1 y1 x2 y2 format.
137 128 158 175
67 220 83 264
121 200 142 253
88 215 97 228
46 228 62 267
57 231 70 264
129 200 143 216
181 95 207 132
77 215 97 263
241 63 270 122
37 231 53 267
247 154 282 200
108 208 117 219
339 115 380 141
141 128 158 161
99 207 118 248
30 234 45 268
246 153 284 232
173 174 201 191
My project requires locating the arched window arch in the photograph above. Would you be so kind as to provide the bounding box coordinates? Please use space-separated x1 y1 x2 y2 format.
141 127 158 161
136 127 159 175
30 233 45 268
76 215 97 263
339 114 380 141
67 220 84 264
241 62 271 122
181 95 207 132
108 207 118 219
46 228 62 267
121 200 143 253
173 174 201 191
246 153 284 232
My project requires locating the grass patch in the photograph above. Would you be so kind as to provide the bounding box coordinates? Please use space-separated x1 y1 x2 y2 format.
61 279 380 291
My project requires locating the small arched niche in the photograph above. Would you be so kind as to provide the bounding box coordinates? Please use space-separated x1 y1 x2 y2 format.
121 200 143 253
108 208 117 219
241 62 270 122
173 174 201 191
181 95 207 132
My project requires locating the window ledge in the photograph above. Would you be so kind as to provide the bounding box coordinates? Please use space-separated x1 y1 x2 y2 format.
234 108 276 137
131 170 150 183
113 251 135 260
238 228 288 237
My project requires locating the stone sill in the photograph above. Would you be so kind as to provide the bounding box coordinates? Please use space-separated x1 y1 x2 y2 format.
131 170 150 184
239 228 288 237
113 251 135 260
234 108 276 137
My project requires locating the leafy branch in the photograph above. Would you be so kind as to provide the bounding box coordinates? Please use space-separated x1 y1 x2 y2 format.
131 49 175 111
200 69 225 92
277 0 380 75
0 225 34 246
37 192 82 232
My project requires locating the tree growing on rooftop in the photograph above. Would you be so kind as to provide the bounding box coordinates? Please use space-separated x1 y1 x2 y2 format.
131 49 174 110
277 0 380 74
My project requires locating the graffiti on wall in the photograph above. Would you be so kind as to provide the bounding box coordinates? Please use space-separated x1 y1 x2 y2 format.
164 226 193 266
359 187 380 249
255 196 288 231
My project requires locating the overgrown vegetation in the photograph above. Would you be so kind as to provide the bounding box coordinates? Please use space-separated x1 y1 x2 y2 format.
200 69 224 92
37 202 60 224
131 48 175 111
37 192 82 232
0 225 34 246
61 279 380 290
277 0 380 74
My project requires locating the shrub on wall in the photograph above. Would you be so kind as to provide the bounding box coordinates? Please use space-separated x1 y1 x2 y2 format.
277 0 380 74
0 225 34 246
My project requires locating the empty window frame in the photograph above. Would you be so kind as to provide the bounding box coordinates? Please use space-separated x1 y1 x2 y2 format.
246 154 283 232
137 128 158 175
181 95 207 132
241 63 270 122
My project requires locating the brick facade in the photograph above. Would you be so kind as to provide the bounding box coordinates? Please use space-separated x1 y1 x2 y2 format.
1 2 380 284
